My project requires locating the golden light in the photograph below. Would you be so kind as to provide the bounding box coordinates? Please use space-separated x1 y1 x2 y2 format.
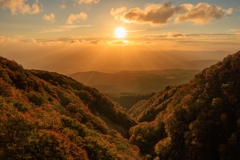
114 27 126 38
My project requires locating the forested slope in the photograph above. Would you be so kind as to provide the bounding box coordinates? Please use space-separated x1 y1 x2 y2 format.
128 51 240 159
1 50 240 160
0 56 140 159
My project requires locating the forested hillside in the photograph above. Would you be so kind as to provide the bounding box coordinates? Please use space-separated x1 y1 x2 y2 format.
1 51 240 160
0 56 140 159
128 51 240 159
106 93 155 110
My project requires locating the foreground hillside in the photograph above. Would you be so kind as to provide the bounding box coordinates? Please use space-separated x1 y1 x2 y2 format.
1 51 240 160
0 56 140 159
128 51 240 159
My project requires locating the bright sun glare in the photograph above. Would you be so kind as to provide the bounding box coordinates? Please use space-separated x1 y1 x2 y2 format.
115 27 126 38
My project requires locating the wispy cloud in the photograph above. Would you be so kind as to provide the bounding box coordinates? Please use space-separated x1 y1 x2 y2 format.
66 12 87 24
76 0 100 4
38 25 91 33
0 36 20 45
111 40 129 45
0 35 88 46
59 4 66 9
1 33 239 54
110 7 127 21
0 0 41 14
111 2 233 26
43 13 55 23
166 32 186 38
228 29 240 34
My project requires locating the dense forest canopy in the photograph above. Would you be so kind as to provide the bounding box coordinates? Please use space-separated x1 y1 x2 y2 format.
0 56 140 159
0 50 240 160
128 51 240 159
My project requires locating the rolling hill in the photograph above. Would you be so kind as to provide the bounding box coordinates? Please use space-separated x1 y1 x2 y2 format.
0 56 140 159
127 51 240 159
70 69 199 94
1 50 240 160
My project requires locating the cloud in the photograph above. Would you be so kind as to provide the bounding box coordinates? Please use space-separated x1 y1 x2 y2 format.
43 13 55 23
167 32 186 38
66 12 87 24
111 2 233 26
0 36 88 46
175 3 233 24
0 0 41 14
38 25 91 33
60 4 66 9
228 29 240 34
111 3 184 26
226 8 233 15
111 40 129 45
77 0 100 4
110 7 127 21
0 35 32 45
90 40 100 44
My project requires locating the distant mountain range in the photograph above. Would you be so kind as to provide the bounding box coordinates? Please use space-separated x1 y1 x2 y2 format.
70 69 200 94
1 50 240 159
2 49 225 75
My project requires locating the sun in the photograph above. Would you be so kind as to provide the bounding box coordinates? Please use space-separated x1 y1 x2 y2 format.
114 27 126 38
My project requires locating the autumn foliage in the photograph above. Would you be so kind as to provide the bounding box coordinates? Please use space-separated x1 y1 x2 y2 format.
1 51 240 159
128 51 240 159
0 56 140 159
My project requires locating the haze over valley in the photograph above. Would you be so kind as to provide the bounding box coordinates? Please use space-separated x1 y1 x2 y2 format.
69 69 199 94
0 0 240 159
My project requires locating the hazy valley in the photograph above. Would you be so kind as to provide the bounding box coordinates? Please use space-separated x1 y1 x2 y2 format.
1 0 240 159
1 51 240 159
70 69 200 110
70 69 199 94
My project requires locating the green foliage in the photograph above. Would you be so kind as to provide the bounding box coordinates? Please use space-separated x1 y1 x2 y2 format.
13 101 29 112
0 56 142 159
128 86 178 122
128 51 240 159
84 136 118 160
0 78 12 97
57 90 71 106
76 90 95 106
61 115 87 137
28 91 47 106
107 93 155 110
3 50 240 159
130 121 167 154
30 69 136 137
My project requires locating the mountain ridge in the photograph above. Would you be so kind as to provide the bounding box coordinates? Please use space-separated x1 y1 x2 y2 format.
0 56 141 159
1 50 240 159
70 69 199 94
127 51 240 159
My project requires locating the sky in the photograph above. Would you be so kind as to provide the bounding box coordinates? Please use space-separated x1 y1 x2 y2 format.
0 0 240 74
